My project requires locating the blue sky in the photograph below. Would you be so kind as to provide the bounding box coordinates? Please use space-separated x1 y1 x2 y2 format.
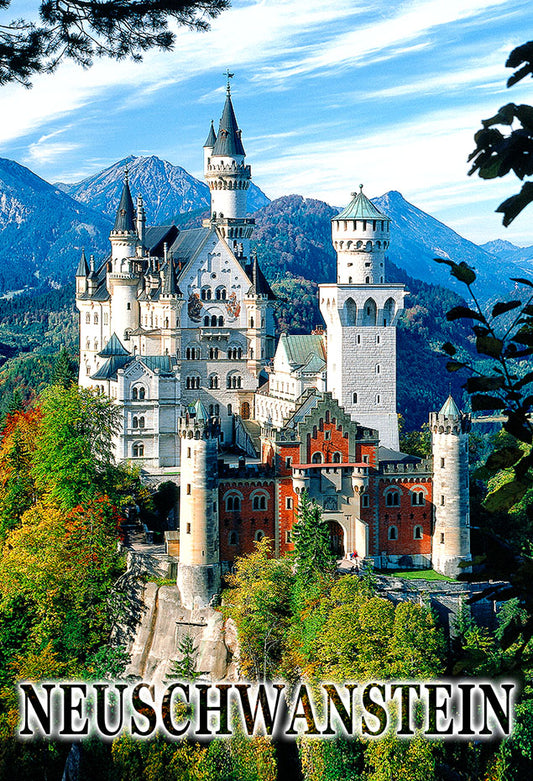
1 0 533 245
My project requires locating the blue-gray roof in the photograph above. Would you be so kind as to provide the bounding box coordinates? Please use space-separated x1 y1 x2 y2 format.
92 355 132 380
170 228 210 265
204 120 216 148
281 333 326 369
212 93 245 157
98 333 130 357
113 179 136 233
334 185 389 222
76 249 88 277
439 395 460 417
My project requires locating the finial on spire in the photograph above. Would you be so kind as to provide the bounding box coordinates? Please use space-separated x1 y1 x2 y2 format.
359 183 364 191
223 68 234 94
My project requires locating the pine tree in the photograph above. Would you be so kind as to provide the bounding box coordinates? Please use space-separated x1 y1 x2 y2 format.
51 347 76 388
292 491 336 587
165 634 206 682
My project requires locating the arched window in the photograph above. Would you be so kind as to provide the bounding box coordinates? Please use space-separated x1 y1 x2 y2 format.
201 287 211 301
139 387 146 400
224 492 242 513
332 452 342 463
204 316 210 326
85 313 90 324
209 374 219 389
388 526 398 541
385 490 400 507
345 297 357 326
94 313 99 324
383 297 396 327
414 526 423 540
138 416 145 429
229 531 238 545
411 490 425 506
132 443 144 457
251 492 268 511
218 316 224 327
132 387 138 400
311 452 323 464
362 298 377 326
352 392 358 404
216 286 226 300
132 416 138 428
255 530 265 542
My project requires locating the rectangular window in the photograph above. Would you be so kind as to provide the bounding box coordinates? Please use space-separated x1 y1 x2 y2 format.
362 455 369 464
186 484 191 495
285 457 292 469
441 495 445 506
286 497 293 510
285 531 292 543
324 430 331 440
440 533 444 544
187 448 191 458
440 457 445 468
362 494 369 508
186 523 191 534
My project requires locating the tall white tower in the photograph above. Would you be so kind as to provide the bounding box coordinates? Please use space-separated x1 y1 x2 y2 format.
203 81 254 259
431 396 471 578
319 186 406 449
107 174 141 342
177 401 221 610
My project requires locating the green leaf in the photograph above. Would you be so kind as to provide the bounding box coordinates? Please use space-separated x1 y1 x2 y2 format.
471 395 506 411
484 480 530 513
504 412 533 444
492 300 521 317
465 376 505 393
485 446 524 471
446 306 485 322
441 341 457 356
446 360 467 372
514 371 533 390
497 182 533 227
434 258 477 285
476 335 504 357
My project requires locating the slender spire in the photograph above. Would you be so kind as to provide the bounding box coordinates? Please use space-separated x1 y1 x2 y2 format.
162 259 180 296
113 173 136 233
204 119 216 148
76 248 89 277
212 79 245 157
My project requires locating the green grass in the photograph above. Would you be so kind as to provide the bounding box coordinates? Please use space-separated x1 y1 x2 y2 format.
377 569 457 582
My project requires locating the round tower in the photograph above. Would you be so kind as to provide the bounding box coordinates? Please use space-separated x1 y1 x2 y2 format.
331 185 391 285
204 82 254 258
177 401 221 610
430 395 471 578
107 174 141 340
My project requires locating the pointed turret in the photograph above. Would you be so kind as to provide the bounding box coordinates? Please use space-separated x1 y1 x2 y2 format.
439 395 460 417
204 120 216 149
335 184 389 221
161 259 180 297
212 88 245 157
76 248 89 278
113 172 136 233
75 249 89 295
98 332 130 357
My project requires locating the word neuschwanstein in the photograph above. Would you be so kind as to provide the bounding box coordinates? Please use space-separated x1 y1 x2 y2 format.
19 680 516 739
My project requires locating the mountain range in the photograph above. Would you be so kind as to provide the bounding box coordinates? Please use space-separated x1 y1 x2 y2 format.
55 154 270 224
0 153 531 303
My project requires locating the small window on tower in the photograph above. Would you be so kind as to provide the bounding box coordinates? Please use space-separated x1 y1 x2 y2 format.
186 484 191 495
186 523 191 534
285 457 292 469
362 455 369 464
362 494 370 508
441 457 445 468
286 497 293 510
127 303 131 310
440 533 445 544
353 392 358 404
441 495 445 506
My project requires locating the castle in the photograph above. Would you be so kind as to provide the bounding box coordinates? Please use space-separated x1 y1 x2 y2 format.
76 85 471 608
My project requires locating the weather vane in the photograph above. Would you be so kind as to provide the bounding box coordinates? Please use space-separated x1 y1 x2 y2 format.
223 68 234 94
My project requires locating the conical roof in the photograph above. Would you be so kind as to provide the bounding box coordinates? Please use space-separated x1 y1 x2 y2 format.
439 395 460 417
212 92 245 157
98 333 130 357
204 120 216 148
189 399 210 422
113 176 136 232
333 185 389 221
76 248 89 277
